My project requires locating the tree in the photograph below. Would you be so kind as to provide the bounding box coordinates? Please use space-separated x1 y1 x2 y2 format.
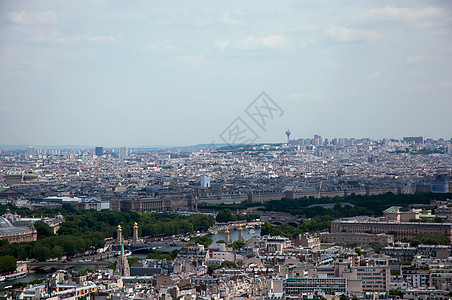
229 240 246 250
195 236 212 247
34 221 54 238
409 234 449 247
355 248 364 256
32 245 50 261
0 255 16 274
220 260 236 268
207 264 220 275
216 209 233 223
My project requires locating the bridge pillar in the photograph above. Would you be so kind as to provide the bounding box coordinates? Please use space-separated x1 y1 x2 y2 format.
225 226 230 245
116 225 123 244
238 224 244 242
133 222 138 244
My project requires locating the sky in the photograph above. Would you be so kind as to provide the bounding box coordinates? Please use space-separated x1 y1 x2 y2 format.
0 0 451 147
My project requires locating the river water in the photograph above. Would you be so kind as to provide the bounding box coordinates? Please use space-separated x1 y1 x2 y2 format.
0 228 261 290
0 272 47 291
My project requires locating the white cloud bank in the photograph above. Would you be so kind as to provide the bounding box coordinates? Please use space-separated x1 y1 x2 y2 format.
327 26 378 42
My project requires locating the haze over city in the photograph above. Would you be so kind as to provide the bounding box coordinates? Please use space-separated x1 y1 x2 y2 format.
0 0 451 147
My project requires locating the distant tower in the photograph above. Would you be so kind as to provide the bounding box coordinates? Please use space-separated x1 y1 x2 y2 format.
27 146 35 158
225 226 230 245
95 147 103 156
238 224 244 242
132 222 138 244
119 147 127 159
200 176 211 188
116 244 130 277
285 129 291 144
116 225 123 244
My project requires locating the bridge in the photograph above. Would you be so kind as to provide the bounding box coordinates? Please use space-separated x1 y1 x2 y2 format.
29 260 111 272
125 241 185 252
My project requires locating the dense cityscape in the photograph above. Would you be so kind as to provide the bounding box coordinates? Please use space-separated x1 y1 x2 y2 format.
0 134 451 299
1 0 451 299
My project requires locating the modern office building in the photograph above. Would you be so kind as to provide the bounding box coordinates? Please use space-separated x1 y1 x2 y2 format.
95 147 104 156
403 136 424 144
118 146 127 158
26 146 35 157
284 277 347 295
200 176 211 188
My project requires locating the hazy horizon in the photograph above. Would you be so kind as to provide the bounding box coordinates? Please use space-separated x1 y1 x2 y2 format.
1 0 451 146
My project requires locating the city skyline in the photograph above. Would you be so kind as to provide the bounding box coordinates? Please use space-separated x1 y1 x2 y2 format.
0 133 451 149
0 0 451 146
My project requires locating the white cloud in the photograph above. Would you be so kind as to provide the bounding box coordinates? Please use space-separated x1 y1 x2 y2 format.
323 61 341 69
327 26 378 42
407 71 424 79
299 39 316 49
414 22 433 28
148 40 182 51
405 56 432 64
286 23 318 33
235 35 290 50
289 93 324 100
213 41 230 51
31 31 122 43
437 82 452 89
172 54 204 65
419 85 433 91
362 6 445 21
6 11 57 25
219 13 244 26
366 72 381 79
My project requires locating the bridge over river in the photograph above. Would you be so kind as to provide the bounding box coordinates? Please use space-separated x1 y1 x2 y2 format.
29 260 111 272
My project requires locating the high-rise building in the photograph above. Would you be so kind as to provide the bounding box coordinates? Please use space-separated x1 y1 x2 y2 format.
26 146 35 157
447 145 452 156
403 136 424 144
313 135 322 146
200 176 211 188
119 147 127 158
95 147 103 156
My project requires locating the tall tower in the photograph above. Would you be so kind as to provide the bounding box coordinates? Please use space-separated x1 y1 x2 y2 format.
238 224 244 242
224 226 230 245
116 244 130 277
132 222 138 244
119 147 127 159
95 147 104 156
116 225 123 245
285 129 291 144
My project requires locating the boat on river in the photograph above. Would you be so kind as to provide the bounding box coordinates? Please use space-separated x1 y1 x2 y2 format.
5 272 27 280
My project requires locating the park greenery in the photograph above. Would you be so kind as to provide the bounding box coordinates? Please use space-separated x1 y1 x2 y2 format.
0 255 17 274
195 235 213 248
146 249 181 260
11 278 44 290
207 260 237 274
260 216 334 238
198 201 260 211
229 240 246 250
215 209 260 223
407 234 450 246
263 192 452 217
0 204 214 262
